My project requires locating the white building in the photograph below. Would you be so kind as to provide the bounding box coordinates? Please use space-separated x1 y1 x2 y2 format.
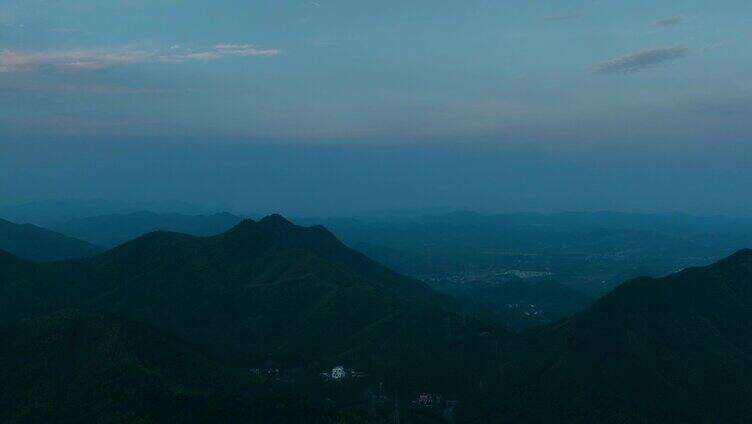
331 366 346 380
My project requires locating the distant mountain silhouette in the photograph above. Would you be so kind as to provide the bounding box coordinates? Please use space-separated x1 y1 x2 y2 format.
48 211 245 247
466 249 752 422
0 218 103 261
0 199 215 225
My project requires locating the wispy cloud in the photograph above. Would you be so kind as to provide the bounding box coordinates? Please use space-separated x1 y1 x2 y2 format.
651 15 684 28
593 46 688 75
0 49 150 72
213 44 280 57
0 43 280 73
48 28 80 34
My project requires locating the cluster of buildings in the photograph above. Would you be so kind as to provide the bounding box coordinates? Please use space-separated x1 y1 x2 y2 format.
507 302 542 317
412 393 444 408
249 367 296 383
413 393 459 422
421 268 553 287
320 365 367 381
250 367 280 378
502 269 553 279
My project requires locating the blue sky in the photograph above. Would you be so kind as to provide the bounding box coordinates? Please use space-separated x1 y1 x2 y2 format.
1 1 751 215
2 0 750 142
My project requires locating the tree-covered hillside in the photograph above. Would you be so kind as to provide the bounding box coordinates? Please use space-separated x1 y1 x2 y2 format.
462 249 752 423
0 313 354 423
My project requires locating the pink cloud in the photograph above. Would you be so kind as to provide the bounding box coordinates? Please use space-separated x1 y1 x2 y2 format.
0 43 279 73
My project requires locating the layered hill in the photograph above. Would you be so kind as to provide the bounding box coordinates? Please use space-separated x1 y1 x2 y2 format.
0 218 103 261
3 213 751 422
48 211 245 247
0 215 483 369
0 199 214 225
467 249 752 423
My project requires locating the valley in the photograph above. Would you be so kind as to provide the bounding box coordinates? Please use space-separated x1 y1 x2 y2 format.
1 211 751 422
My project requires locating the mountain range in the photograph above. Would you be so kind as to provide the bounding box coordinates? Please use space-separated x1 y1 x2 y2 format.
1 213 751 422
0 215 484 368
0 199 217 225
47 211 245 247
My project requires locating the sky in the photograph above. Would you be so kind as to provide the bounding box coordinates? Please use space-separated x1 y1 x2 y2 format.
1 1 751 216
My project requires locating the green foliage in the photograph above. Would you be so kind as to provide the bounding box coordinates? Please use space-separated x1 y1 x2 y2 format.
461 249 752 423
0 314 348 423
2 213 752 423
0 215 470 366
0 215 488 422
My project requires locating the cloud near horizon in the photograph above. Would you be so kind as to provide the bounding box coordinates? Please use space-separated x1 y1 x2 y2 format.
593 46 688 75
545 12 582 22
651 16 684 28
0 44 279 73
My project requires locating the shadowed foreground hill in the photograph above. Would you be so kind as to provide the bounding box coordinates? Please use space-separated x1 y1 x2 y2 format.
465 249 752 423
0 313 355 424
0 218 103 261
0 215 487 369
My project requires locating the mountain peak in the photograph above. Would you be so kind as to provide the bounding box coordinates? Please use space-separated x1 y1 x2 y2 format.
258 214 294 227
714 248 752 269
224 215 298 238
0 248 21 262
730 248 752 260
